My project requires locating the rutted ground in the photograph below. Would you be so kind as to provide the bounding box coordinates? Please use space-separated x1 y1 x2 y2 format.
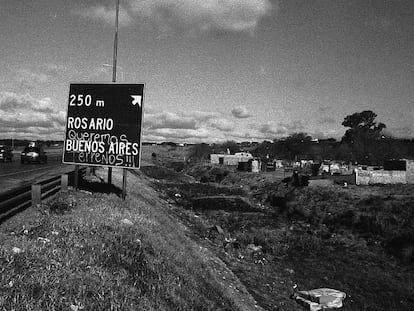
141 163 414 311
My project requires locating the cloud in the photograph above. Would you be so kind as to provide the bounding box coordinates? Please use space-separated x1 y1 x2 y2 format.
12 66 68 90
386 126 414 138
231 106 252 118
364 15 393 32
16 69 48 90
259 122 287 136
0 92 54 113
309 129 341 140
75 0 274 34
146 128 210 140
142 110 237 142
258 120 307 139
0 92 65 140
187 111 220 122
145 111 198 130
319 117 336 124
72 4 132 27
318 106 332 113
144 110 226 131
208 118 234 131
43 64 67 76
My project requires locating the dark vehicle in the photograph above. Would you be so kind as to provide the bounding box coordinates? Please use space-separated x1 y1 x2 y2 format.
0 145 13 162
21 146 47 164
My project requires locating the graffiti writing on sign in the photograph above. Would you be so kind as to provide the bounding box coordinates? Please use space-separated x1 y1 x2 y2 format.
63 84 144 169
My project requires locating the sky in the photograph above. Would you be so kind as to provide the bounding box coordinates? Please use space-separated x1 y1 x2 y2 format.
0 0 413 143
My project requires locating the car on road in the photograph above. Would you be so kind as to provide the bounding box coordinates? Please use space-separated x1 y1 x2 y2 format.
0 145 13 162
21 146 47 164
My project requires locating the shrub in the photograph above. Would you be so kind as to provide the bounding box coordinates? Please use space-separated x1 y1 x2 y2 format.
48 194 77 214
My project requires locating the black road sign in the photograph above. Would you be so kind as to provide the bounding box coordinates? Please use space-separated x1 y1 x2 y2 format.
62 83 144 169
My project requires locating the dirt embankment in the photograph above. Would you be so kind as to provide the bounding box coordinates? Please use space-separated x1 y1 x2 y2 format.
142 164 414 311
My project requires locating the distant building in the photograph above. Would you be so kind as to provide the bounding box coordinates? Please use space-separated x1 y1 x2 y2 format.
407 159 414 184
356 159 414 185
210 152 253 166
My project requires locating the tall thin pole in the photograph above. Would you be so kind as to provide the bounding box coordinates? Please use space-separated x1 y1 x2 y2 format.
108 0 120 186
112 0 119 83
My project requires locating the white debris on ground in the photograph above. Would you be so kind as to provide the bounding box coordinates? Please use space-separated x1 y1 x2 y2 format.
120 218 134 226
292 288 346 310
12 247 23 254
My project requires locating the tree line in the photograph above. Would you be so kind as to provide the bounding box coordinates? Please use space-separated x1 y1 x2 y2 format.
190 111 414 165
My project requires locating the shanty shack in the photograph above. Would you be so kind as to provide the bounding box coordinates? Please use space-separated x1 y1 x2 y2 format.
356 159 414 185
210 152 253 166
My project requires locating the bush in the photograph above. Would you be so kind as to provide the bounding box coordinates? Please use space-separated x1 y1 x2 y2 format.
48 194 77 214
189 143 212 161
187 164 231 183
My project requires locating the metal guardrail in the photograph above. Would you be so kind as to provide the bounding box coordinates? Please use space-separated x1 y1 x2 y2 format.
0 167 86 220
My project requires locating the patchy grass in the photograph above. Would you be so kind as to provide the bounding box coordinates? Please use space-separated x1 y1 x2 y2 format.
140 166 194 183
0 171 259 311
141 145 190 167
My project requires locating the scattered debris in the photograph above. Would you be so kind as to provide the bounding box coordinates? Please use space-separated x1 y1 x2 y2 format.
79 190 92 195
224 237 239 249
213 225 224 234
121 218 134 226
37 237 51 243
70 303 84 311
225 237 236 244
246 244 262 254
12 247 23 254
292 288 346 311
284 268 295 274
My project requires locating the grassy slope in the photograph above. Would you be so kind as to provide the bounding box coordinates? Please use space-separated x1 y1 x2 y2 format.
0 169 262 311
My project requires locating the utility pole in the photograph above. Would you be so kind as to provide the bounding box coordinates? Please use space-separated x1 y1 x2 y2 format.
112 0 119 83
109 0 128 199
108 0 120 186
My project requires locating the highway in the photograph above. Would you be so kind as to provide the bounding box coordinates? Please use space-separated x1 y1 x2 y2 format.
0 145 156 195
0 147 75 194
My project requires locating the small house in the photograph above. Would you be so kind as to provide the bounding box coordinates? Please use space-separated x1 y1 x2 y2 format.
210 152 253 166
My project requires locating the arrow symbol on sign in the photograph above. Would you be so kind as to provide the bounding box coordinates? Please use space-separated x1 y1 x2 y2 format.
131 95 142 107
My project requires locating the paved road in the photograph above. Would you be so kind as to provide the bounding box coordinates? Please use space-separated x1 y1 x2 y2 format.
0 148 75 194
0 147 153 194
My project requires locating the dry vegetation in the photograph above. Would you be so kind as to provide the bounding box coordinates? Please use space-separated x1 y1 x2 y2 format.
0 169 262 311
2 145 413 310
141 151 414 311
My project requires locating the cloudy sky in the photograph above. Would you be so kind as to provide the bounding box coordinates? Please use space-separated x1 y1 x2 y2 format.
1 0 413 143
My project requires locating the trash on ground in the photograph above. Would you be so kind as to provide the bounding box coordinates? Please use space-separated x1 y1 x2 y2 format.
12 247 23 254
121 218 134 225
246 244 263 253
292 288 346 310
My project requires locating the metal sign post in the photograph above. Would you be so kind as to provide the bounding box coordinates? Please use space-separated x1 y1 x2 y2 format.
122 169 127 199
74 165 79 190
